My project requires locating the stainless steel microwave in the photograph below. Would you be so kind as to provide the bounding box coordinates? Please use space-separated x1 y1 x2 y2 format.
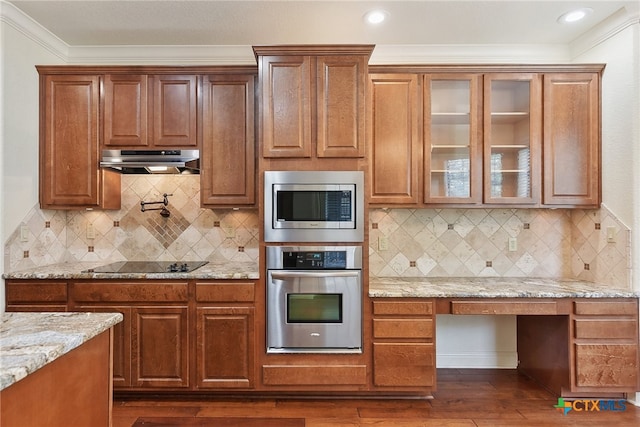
264 171 364 242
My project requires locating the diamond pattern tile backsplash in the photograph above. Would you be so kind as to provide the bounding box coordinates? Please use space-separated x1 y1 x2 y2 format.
4 175 631 288
369 206 630 287
5 175 259 270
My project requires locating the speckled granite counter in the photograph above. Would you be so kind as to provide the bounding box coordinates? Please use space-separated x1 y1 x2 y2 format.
2 260 259 280
0 312 123 391
370 277 640 299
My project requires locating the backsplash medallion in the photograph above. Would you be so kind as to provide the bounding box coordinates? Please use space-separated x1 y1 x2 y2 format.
4 175 631 289
5 175 259 271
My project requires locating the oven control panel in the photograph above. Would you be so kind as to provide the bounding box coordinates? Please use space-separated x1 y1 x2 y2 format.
282 251 347 269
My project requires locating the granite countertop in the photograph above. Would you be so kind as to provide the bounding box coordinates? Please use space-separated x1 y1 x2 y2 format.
0 312 123 391
370 277 640 299
2 260 260 280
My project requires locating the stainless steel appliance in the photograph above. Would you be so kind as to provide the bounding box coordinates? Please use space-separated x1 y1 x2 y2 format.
263 171 364 242
100 149 200 174
266 245 362 353
84 261 208 273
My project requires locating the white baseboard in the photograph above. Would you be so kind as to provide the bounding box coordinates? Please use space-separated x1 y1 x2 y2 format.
436 351 518 369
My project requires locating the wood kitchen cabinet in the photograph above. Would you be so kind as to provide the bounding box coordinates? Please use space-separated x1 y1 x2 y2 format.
424 74 483 204
371 299 436 389
195 282 256 389
572 300 639 392
103 74 198 148
201 73 256 207
368 65 603 208
71 281 190 390
483 73 541 204
255 45 373 159
5 280 68 312
368 74 421 205
543 72 601 207
39 73 121 209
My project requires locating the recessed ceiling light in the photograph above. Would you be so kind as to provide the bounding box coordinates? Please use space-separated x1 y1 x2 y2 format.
557 8 593 24
364 10 388 25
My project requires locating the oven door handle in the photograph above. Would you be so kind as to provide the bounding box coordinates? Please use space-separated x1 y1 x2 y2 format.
269 271 360 279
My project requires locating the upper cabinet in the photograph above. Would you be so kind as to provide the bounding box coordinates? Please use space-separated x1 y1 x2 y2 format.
254 45 373 159
39 73 120 209
369 74 421 205
103 74 198 148
368 65 603 208
201 73 256 207
543 72 600 207
424 74 483 204
483 73 541 205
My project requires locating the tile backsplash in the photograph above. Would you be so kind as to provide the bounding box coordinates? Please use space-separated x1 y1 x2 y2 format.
5 175 259 271
4 175 631 289
369 205 630 288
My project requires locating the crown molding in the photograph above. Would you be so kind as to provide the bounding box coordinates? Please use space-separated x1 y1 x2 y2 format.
570 8 640 59
66 45 257 65
0 0 68 60
369 44 571 65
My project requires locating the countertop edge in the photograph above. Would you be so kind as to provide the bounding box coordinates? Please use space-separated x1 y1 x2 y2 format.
369 277 640 299
0 312 124 391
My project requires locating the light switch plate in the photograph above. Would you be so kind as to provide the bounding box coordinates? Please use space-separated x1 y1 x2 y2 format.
606 226 616 243
20 225 29 242
378 236 389 251
87 224 96 239
508 237 517 252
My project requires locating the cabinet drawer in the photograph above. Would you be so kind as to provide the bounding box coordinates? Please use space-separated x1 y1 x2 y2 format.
575 343 638 388
373 343 435 387
6 282 67 303
574 300 637 316
373 318 433 339
72 282 188 302
262 365 367 386
196 282 255 302
373 300 433 316
451 301 557 315
574 319 637 339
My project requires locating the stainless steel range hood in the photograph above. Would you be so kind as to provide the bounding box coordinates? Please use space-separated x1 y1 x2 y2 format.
100 149 200 174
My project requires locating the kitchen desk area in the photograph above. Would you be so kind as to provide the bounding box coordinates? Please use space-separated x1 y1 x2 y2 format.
0 312 123 426
370 277 640 398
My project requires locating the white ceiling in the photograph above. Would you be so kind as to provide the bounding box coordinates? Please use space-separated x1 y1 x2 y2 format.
6 0 640 47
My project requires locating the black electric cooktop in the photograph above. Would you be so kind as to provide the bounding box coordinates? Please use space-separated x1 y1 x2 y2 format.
84 261 209 273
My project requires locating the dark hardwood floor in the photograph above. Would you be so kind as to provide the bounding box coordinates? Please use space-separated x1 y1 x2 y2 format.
113 369 640 427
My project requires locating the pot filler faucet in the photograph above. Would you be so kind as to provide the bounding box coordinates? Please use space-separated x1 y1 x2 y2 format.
141 193 172 218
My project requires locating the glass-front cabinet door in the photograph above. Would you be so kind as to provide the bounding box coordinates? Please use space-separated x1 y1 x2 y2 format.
424 74 482 204
483 73 541 204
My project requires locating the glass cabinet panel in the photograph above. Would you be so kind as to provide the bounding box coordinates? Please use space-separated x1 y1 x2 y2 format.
484 74 541 204
424 75 481 203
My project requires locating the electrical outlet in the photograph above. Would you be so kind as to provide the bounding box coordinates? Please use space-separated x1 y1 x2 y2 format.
222 227 235 238
378 236 389 251
606 226 616 243
87 224 96 239
20 225 29 242
508 237 517 252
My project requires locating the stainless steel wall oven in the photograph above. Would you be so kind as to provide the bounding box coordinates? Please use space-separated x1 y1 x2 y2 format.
266 245 362 353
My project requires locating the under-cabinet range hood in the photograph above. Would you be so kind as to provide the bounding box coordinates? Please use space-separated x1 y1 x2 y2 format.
100 149 200 174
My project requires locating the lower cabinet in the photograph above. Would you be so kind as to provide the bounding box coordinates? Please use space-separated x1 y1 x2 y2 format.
5 281 68 312
196 307 255 389
572 300 639 392
371 299 435 390
195 282 256 389
133 306 189 388
71 281 191 390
